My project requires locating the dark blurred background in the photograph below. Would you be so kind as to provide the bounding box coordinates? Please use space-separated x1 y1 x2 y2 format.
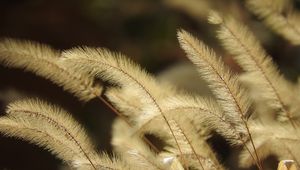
0 0 299 169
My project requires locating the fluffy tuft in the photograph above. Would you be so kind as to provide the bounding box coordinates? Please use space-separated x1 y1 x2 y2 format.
0 99 124 169
210 12 299 125
246 0 300 45
0 39 102 102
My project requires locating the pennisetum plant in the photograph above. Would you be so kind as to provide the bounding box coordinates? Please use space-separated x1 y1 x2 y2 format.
0 0 299 169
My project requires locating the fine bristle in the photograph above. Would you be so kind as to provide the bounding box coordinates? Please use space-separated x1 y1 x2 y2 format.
0 99 125 169
247 0 300 45
0 39 102 102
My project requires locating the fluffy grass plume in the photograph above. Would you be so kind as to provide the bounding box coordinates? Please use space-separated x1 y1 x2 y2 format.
0 39 102 102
